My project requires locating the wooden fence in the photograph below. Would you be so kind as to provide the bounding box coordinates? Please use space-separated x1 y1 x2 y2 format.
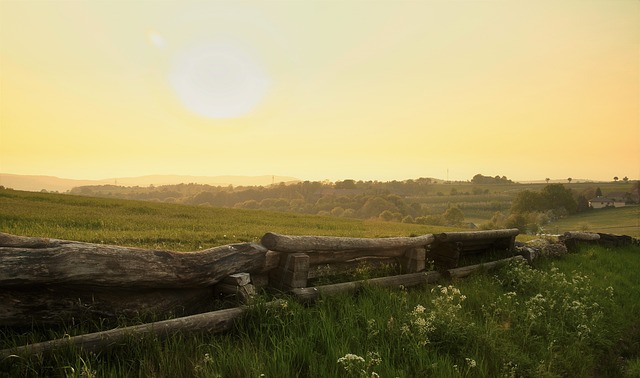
0 229 516 327
1 229 637 358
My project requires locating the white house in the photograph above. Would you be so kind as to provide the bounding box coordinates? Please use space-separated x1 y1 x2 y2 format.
588 196 615 209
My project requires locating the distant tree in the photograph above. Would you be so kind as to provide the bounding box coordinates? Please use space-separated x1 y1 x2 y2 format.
342 208 357 218
511 184 577 215
541 184 577 214
576 195 590 212
359 197 398 218
401 215 414 224
443 207 465 225
595 187 603 197
335 179 356 189
567 178 572 183
623 176 629 183
505 213 528 233
379 210 395 222
330 206 345 217
614 176 619 182
545 178 550 184
510 190 545 214
471 173 513 184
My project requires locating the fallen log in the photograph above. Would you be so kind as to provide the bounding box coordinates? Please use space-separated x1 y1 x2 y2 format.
0 232 269 326
560 231 601 251
0 302 275 359
561 232 600 241
447 255 525 279
290 271 444 303
435 229 519 242
260 232 434 253
0 232 268 288
597 233 636 247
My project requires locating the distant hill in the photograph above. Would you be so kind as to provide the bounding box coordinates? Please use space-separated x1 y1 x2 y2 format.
0 173 300 192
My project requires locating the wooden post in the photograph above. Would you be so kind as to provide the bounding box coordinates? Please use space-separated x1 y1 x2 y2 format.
400 247 426 273
269 253 310 290
427 242 462 270
214 273 257 304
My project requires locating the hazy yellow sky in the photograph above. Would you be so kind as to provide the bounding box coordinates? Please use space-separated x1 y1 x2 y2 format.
1 0 638 182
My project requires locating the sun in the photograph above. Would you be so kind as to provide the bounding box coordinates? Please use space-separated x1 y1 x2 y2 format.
168 41 271 119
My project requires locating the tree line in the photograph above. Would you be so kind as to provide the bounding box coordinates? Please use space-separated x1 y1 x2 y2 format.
67 175 639 233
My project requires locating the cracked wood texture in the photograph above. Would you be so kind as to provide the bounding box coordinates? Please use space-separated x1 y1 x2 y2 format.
260 232 434 253
0 232 268 325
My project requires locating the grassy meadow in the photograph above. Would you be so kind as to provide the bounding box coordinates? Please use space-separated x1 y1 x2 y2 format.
0 188 455 251
1 188 640 377
544 206 640 237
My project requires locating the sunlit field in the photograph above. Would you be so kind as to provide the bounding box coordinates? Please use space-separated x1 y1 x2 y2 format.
1 189 639 377
0 188 455 251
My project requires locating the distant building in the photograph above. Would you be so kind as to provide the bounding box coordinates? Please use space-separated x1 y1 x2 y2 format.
588 196 615 209
608 192 636 206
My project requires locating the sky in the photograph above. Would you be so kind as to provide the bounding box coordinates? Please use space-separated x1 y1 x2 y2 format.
1 0 638 183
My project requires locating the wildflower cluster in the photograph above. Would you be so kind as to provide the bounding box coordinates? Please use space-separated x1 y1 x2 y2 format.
431 285 467 318
401 304 436 346
337 352 381 378
495 258 614 343
399 284 467 347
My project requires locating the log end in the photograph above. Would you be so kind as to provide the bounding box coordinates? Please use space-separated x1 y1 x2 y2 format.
260 232 281 250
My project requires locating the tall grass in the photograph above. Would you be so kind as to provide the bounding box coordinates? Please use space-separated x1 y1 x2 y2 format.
3 244 639 377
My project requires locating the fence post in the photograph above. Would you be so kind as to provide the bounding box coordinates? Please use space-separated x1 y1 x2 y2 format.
269 253 310 291
400 247 426 273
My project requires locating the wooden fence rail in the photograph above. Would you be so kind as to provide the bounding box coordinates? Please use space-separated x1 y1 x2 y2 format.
2 229 636 358
0 230 523 326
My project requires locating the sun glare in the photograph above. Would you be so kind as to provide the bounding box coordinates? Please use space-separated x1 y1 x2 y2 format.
168 42 271 119
146 30 166 49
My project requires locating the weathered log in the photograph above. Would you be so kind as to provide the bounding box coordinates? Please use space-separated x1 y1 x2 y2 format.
560 231 601 251
260 232 434 253
0 303 260 359
597 233 636 247
447 255 525 279
0 286 214 326
0 232 268 288
562 232 600 241
290 271 443 303
435 229 519 242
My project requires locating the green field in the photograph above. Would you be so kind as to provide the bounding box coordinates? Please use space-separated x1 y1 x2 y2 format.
544 206 640 237
0 188 458 251
57 178 639 234
1 189 639 377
